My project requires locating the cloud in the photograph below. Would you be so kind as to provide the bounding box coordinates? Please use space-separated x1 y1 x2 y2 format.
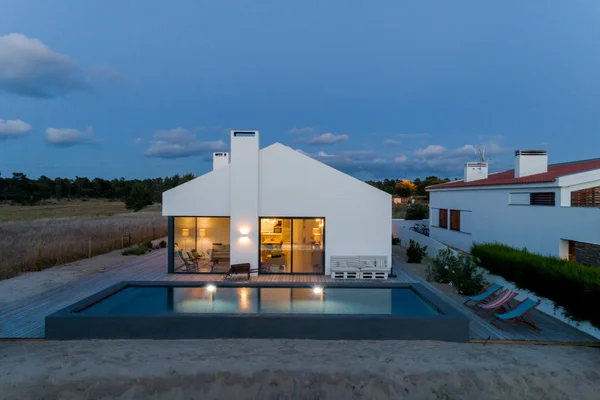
298 149 393 178
134 137 144 144
414 145 446 158
0 119 32 139
307 132 349 145
450 144 477 157
395 133 431 138
0 33 92 98
384 139 402 146
143 127 227 158
395 155 408 164
45 127 96 146
288 126 316 135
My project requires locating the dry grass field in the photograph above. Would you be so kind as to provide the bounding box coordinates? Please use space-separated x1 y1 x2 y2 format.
0 200 166 279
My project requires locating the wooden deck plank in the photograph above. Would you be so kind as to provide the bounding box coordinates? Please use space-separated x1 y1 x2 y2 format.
0 250 597 343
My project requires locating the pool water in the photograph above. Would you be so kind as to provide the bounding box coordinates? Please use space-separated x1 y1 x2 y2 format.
77 286 440 316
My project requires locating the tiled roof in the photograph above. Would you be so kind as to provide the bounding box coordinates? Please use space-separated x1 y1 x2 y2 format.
427 158 600 190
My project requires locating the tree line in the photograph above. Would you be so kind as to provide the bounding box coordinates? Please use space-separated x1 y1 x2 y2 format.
366 176 451 197
0 172 195 210
0 172 451 210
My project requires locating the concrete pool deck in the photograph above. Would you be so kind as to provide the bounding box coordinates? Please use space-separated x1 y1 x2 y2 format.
1 248 598 344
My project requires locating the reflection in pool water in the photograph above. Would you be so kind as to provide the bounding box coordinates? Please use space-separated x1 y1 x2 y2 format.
77 286 440 316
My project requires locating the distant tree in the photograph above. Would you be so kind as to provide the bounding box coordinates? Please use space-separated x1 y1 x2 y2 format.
416 176 451 197
395 179 417 197
124 183 153 211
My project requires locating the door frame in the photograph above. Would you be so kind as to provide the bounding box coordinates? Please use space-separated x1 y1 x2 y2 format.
258 216 326 275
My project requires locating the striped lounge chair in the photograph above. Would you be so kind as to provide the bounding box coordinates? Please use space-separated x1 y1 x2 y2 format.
474 289 518 318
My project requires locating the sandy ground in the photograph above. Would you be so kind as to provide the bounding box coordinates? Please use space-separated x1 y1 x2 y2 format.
1 339 599 400
0 238 166 307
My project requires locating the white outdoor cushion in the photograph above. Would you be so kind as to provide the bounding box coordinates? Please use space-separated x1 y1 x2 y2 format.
361 260 376 268
331 265 361 272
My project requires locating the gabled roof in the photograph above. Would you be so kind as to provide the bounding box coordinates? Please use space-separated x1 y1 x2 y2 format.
427 158 600 191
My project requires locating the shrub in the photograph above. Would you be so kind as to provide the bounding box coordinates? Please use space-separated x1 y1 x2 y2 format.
122 244 150 256
406 239 427 263
405 203 429 220
471 243 600 328
409 223 429 237
143 240 153 249
159 240 167 248
428 248 487 295
392 236 400 245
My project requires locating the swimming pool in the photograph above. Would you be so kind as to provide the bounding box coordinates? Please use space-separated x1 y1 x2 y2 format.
46 282 469 342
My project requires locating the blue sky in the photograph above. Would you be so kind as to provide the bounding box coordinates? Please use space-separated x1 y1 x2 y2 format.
1 0 599 181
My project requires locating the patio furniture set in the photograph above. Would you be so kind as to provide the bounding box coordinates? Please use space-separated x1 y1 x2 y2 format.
463 283 542 331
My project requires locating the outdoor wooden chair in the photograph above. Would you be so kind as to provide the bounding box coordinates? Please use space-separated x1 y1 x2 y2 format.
474 289 518 318
177 250 199 272
464 283 503 308
491 298 542 331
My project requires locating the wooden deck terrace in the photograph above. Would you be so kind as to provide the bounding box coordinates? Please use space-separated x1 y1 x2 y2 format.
0 249 598 344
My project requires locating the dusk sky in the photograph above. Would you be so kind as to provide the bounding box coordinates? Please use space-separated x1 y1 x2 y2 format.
1 1 599 181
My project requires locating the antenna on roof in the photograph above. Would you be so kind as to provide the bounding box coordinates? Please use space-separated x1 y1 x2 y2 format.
475 145 486 162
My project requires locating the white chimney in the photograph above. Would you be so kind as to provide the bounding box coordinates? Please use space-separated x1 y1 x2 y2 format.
515 150 548 178
464 162 488 182
212 152 230 170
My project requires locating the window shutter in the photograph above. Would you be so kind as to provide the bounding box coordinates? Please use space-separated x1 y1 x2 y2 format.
450 210 461 231
530 192 555 206
571 186 600 207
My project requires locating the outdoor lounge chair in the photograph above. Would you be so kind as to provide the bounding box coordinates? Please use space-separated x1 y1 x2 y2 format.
492 298 541 331
474 289 518 317
464 283 503 308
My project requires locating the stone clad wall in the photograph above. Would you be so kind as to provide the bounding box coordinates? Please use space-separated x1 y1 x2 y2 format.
575 242 600 268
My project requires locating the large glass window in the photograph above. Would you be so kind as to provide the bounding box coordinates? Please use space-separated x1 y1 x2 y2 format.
259 217 324 274
173 217 230 273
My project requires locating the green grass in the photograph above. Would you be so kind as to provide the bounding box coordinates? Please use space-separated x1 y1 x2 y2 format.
0 199 162 222
122 243 152 256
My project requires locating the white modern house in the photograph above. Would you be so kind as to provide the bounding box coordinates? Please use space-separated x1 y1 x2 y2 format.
426 150 600 266
162 130 392 276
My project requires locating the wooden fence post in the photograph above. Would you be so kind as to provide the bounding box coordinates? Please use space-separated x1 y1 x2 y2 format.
153 227 156 240
36 249 43 270
88 239 92 258
121 236 124 249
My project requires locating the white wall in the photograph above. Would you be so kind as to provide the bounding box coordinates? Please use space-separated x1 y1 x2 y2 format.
392 221 454 257
162 166 230 216
229 131 260 269
164 140 393 275
428 185 600 257
259 144 392 275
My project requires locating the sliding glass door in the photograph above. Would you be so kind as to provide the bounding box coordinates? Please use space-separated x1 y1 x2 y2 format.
259 217 325 274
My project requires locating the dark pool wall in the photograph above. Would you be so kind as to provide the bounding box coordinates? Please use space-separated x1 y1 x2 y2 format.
45 282 470 342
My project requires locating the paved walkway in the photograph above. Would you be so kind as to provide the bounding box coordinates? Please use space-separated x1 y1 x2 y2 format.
0 249 597 343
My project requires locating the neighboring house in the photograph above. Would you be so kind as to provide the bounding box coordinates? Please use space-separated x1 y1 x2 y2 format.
162 130 392 275
426 150 600 266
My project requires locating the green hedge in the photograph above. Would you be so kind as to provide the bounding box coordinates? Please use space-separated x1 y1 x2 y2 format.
471 243 600 328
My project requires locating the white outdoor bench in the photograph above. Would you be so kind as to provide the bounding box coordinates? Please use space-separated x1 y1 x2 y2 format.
330 256 390 279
